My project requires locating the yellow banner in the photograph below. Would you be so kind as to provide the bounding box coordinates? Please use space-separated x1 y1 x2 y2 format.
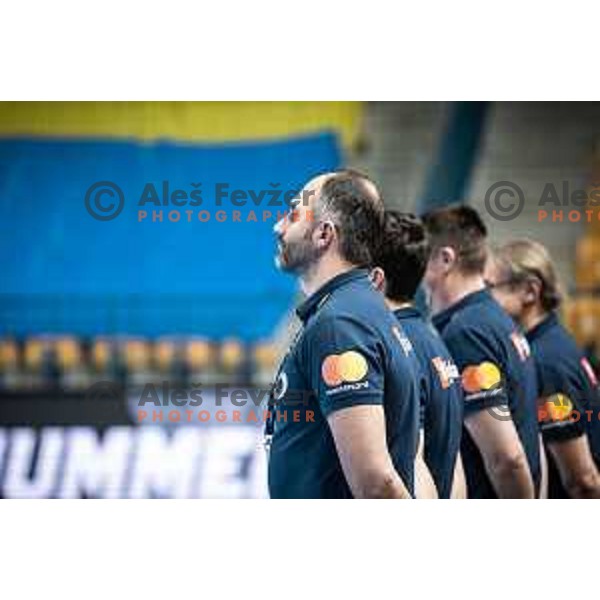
0 101 362 147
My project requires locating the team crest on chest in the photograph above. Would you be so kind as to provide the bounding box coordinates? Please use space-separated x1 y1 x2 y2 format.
392 325 414 357
581 357 599 387
273 370 289 401
510 331 531 361
431 356 460 390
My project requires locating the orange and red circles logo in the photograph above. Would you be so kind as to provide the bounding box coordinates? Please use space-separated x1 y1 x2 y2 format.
321 351 369 387
538 393 574 422
461 362 502 393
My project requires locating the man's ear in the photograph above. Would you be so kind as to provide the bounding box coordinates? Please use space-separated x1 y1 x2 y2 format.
523 277 541 306
369 267 386 293
314 220 336 249
438 246 457 273
483 255 497 282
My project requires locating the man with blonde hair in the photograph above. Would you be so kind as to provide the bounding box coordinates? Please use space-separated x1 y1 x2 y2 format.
487 238 600 498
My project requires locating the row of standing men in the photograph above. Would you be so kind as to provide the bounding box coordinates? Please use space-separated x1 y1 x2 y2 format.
266 170 600 499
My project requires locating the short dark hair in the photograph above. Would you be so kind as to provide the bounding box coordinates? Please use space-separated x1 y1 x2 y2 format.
374 211 430 303
421 204 488 275
317 169 384 267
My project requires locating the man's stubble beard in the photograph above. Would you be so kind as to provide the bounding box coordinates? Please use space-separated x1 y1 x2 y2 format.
276 226 323 276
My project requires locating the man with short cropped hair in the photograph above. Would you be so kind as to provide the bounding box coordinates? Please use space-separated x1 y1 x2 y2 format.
372 210 465 499
267 170 421 499
422 205 541 499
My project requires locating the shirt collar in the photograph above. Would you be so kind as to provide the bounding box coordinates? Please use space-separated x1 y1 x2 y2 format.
526 312 559 342
393 305 423 321
296 268 369 323
432 287 492 331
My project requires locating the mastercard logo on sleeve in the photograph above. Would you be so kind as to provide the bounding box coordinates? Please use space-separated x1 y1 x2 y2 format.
461 362 502 394
321 350 369 387
539 393 574 422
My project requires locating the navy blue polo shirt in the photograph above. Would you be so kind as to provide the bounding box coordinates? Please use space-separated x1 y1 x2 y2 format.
394 306 464 498
526 312 600 497
432 288 541 498
267 269 421 499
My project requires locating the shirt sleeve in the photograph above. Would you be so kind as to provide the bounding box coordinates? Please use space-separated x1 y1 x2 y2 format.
537 364 585 442
303 313 385 418
442 325 508 416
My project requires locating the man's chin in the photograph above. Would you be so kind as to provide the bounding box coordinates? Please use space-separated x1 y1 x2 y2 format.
274 254 293 273
275 253 305 275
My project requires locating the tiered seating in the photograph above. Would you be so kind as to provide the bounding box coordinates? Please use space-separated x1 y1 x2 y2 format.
566 190 600 362
0 338 19 388
575 236 600 291
186 338 217 383
0 334 273 392
155 336 219 384
23 336 62 388
54 336 86 388
218 338 248 383
253 340 281 386
563 296 600 350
